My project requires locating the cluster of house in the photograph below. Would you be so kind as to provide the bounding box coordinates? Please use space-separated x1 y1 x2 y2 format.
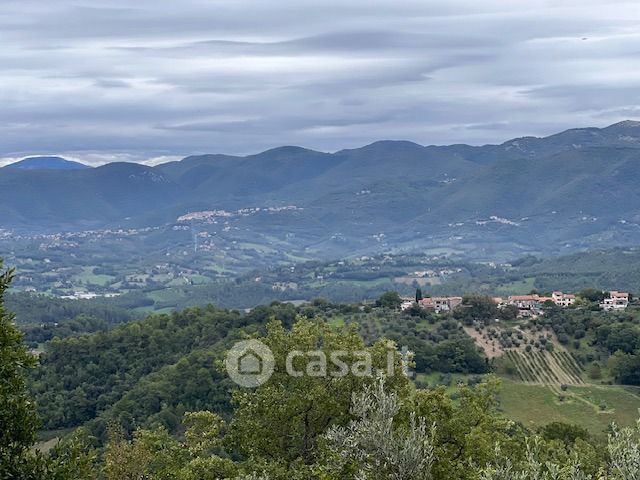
499 290 630 314
401 290 630 315
401 296 463 313
495 291 577 317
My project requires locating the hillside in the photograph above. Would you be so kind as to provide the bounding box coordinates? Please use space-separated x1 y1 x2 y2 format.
2 121 640 259
27 291 640 445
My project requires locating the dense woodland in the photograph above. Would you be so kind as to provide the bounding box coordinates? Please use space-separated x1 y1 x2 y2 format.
4 258 640 478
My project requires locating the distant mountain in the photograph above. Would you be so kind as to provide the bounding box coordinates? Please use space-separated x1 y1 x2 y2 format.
0 162 181 228
2 121 640 259
4 156 90 170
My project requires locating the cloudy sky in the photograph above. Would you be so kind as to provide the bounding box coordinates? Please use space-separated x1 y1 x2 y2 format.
1 0 640 165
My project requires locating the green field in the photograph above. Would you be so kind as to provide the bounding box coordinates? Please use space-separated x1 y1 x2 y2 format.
73 266 115 286
413 374 640 438
499 379 640 438
495 277 536 295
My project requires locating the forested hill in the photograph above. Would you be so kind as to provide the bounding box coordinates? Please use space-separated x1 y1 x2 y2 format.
29 299 490 440
29 303 298 435
4 120 640 258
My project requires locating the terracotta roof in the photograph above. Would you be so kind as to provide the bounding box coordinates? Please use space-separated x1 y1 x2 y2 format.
610 291 629 298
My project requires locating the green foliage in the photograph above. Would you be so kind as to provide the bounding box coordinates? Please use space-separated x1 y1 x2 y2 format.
609 352 640 385
30 305 255 430
0 263 40 477
608 420 640 479
323 376 436 480
540 423 590 447
226 319 411 468
454 295 500 325
376 291 403 309
596 324 640 354
0 261 96 479
577 289 606 303
587 363 602 380
103 412 236 480
412 377 521 480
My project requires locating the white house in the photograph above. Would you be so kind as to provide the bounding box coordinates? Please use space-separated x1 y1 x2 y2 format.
600 291 630 311
552 291 576 307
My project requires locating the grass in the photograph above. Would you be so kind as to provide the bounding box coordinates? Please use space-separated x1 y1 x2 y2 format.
327 316 345 328
499 379 640 438
415 372 477 394
73 266 114 286
495 277 536 295
237 242 276 253
33 427 75 453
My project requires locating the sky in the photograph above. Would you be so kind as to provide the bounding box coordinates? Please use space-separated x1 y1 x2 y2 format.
1 0 640 165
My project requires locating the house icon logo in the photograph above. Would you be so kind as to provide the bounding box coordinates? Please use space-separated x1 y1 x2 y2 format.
225 339 275 387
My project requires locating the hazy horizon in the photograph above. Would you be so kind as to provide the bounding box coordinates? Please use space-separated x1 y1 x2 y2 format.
2 1 640 165
1 117 638 168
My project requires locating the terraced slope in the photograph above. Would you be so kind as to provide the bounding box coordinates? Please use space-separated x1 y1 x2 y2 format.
505 349 584 395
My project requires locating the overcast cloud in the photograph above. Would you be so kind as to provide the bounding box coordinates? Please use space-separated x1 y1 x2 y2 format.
1 0 639 165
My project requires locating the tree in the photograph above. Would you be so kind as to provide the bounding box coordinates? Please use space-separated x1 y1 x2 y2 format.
609 352 640 385
608 420 640 479
587 363 602 380
103 412 237 480
415 288 423 303
454 295 500 325
577 288 606 303
376 291 403 310
226 319 411 473
0 261 95 479
479 436 589 480
0 263 41 477
324 376 436 480
412 377 522 480
540 422 590 447
499 305 519 322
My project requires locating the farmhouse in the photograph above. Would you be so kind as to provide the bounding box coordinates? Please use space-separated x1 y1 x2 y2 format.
600 291 630 311
508 295 541 310
552 291 576 307
419 296 463 313
508 292 579 312
400 300 415 311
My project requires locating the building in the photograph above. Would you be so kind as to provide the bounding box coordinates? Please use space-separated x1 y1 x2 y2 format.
508 295 542 310
419 296 463 313
552 291 576 307
400 300 415 311
600 291 630 311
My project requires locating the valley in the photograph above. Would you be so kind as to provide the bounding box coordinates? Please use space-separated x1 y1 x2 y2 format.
3 122 640 270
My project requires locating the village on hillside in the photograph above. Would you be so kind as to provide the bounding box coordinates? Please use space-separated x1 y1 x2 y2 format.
401 290 631 316
398 288 634 394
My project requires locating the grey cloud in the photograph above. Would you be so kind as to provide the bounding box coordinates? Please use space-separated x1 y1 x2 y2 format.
94 79 131 88
0 0 639 160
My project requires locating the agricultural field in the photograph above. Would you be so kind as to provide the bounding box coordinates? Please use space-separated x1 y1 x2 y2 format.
464 313 640 437
499 380 640 437
504 349 584 388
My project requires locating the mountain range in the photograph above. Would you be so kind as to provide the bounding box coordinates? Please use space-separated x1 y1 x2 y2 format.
3 120 640 259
